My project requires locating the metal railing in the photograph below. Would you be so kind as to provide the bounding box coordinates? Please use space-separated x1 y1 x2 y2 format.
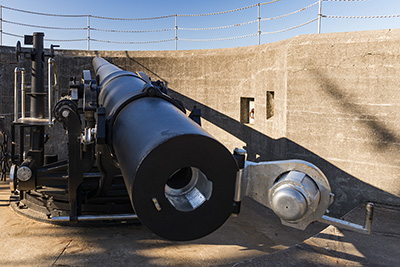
0 0 398 50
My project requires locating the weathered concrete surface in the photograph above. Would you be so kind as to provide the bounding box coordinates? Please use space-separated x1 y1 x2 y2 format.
0 181 324 267
1 29 400 214
226 203 400 267
284 30 400 214
2 184 399 266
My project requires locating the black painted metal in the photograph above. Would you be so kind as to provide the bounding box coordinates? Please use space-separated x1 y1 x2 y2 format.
94 57 239 241
25 32 46 166
30 32 45 119
10 36 137 225
0 117 10 181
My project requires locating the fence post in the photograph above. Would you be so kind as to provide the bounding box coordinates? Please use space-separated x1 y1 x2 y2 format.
258 3 261 45
317 0 322 34
87 15 90 50
175 14 178 50
0 5 2 46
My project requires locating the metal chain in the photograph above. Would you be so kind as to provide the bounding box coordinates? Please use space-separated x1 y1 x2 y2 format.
180 33 258 42
45 38 87 42
2 19 87 30
259 0 283 6
4 31 87 42
261 1 319 21
91 27 174 33
261 18 319 35
91 38 175 44
180 20 257 31
178 4 258 17
2 0 390 47
3 31 24 38
91 14 175 21
326 14 400 19
178 0 280 17
2 5 87 17
2 1 281 21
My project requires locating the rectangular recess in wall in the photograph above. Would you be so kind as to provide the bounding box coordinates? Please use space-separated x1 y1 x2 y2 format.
266 91 274 120
240 97 255 124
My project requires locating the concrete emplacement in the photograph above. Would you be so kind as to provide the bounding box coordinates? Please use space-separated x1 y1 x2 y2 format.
0 28 400 266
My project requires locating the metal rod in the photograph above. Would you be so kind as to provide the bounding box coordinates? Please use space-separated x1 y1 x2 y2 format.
364 202 374 234
318 0 322 34
14 67 19 122
317 202 374 234
87 15 90 50
48 58 54 125
175 14 178 50
11 124 15 165
51 214 139 222
52 59 59 102
318 215 367 234
21 69 25 119
14 67 24 122
258 3 261 45
19 126 24 165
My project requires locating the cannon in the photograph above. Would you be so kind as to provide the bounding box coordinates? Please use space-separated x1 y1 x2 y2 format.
4 32 374 242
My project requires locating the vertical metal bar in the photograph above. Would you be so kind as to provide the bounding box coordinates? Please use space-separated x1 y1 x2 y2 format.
48 58 53 125
318 0 322 34
175 14 178 50
258 3 261 45
365 203 374 234
11 124 15 165
14 67 18 122
87 15 90 50
19 126 24 165
21 69 25 119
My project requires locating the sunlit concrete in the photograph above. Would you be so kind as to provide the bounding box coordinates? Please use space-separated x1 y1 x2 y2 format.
0 180 323 267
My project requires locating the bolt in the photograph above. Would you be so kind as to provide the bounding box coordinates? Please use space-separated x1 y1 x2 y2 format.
62 110 70 118
234 148 247 156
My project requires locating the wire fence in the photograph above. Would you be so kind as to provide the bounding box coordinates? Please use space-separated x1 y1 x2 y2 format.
0 0 399 50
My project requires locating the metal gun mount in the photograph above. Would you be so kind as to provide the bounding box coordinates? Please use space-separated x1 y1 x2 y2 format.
4 32 373 243
233 149 374 235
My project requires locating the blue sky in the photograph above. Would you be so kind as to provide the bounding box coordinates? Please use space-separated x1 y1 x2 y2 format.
1 0 400 51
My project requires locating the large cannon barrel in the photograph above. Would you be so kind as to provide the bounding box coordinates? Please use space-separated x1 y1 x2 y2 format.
93 57 239 241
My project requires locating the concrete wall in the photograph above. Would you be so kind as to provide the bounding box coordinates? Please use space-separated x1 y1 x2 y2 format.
1 29 399 214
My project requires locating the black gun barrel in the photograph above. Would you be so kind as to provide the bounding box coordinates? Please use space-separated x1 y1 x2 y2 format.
93 57 238 241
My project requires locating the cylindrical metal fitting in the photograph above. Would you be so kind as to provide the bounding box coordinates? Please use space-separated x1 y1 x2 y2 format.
269 170 321 222
17 166 32 181
16 157 36 182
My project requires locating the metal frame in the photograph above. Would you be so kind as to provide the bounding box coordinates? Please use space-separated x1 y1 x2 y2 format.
13 63 56 125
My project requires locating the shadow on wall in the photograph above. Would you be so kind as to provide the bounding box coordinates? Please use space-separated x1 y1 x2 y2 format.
103 52 399 216
118 52 400 215
168 88 399 215
311 69 400 151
